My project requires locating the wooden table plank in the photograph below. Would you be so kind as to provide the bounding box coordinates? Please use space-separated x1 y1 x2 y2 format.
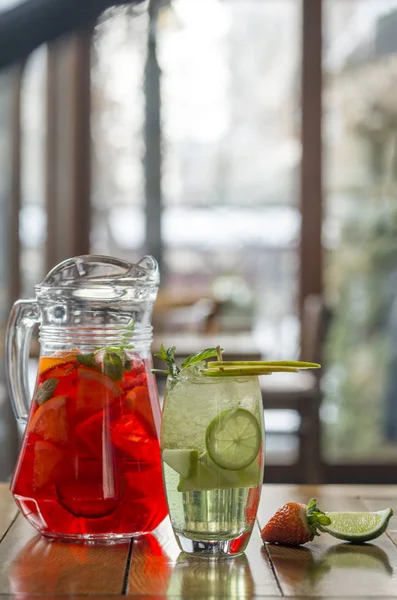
0 484 18 542
0 513 131 595
2 485 397 598
127 517 281 597
258 485 397 597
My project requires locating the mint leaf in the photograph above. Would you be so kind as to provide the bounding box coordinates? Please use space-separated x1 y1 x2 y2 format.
77 353 100 371
154 344 180 378
34 378 58 405
101 346 130 368
154 344 226 379
155 343 170 362
78 345 133 378
181 348 223 370
103 351 124 381
102 346 126 358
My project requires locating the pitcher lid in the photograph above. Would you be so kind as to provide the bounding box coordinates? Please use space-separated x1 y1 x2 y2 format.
36 255 159 300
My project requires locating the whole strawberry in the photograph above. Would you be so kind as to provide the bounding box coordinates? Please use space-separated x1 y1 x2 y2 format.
261 498 331 546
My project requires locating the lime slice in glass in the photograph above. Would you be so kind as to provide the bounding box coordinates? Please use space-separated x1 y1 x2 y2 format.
205 408 261 471
162 449 198 478
322 509 393 543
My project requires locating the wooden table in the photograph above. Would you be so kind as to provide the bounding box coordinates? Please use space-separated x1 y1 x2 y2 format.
1 484 397 599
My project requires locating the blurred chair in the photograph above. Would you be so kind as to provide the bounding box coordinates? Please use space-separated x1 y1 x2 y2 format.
260 294 330 484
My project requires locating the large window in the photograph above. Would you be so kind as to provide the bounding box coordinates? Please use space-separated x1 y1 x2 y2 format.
91 0 300 355
324 0 397 463
91 6 148 262
158 0 300 354
20 48 47 297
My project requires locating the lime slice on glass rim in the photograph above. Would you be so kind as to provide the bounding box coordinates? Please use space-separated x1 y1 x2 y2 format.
205 408 261 471
321 508 393 543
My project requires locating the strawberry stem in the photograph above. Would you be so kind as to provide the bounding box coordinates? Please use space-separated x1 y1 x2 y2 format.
306 498 331 537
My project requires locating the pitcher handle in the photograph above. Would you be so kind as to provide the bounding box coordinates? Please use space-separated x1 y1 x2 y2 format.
6 299 40 424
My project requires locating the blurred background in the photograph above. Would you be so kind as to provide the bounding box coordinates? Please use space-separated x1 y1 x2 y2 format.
1 0 397 483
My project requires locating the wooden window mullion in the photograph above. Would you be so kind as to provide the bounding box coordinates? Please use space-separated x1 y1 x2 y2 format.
299 0 323 357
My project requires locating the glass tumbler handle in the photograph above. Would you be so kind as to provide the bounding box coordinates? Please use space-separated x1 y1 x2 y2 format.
6 299 40 424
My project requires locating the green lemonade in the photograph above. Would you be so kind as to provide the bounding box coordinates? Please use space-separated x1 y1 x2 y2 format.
161 368 265 555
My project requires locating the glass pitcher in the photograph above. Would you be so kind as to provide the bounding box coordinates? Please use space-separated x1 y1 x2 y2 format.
6 255 168 542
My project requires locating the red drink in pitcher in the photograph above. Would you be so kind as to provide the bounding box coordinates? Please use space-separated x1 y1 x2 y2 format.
11 350 168 540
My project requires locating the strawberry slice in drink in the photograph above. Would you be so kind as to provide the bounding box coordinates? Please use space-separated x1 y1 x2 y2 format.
57 457 119 518
124 386 157 439
75 410 106 459
122 459 164 501
57 482 119 519
112 413 158 462
38 365 121 421
75 367 121 420
122 372 147 392
33 441 67 490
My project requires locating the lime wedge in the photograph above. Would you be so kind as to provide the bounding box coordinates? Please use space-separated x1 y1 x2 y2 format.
162 449 198 478
205 408 261 471
322 509 393 543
